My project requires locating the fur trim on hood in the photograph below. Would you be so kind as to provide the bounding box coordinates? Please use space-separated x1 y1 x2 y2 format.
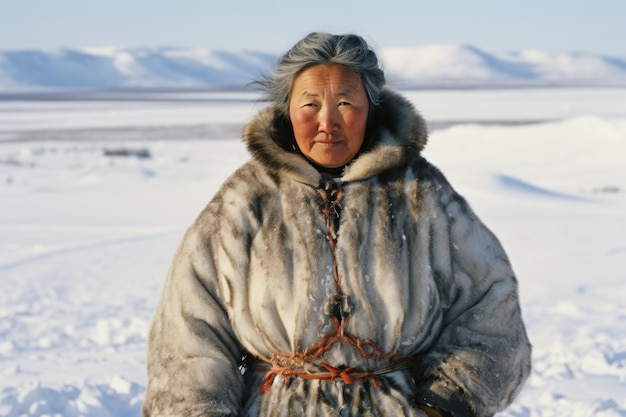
243 88 428 185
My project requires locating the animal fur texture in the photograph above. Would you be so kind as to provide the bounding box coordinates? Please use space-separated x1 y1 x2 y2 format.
143 88 531 417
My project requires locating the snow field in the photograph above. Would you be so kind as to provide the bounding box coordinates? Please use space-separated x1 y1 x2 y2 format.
1 89 625 416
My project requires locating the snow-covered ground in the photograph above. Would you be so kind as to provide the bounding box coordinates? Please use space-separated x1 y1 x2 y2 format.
1 88 625 416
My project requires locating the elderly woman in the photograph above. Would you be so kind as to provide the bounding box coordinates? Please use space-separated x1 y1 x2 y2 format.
143 33 531 417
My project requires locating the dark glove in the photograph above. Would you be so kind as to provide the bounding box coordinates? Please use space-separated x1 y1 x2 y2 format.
414 379 475 417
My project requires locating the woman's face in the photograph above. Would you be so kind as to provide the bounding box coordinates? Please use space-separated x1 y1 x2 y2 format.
289 64 369 169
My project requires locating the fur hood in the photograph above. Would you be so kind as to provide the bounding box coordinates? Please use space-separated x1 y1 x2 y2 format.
243 88 428 185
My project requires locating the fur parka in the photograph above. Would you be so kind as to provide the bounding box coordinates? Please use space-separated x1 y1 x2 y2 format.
143 88 531 417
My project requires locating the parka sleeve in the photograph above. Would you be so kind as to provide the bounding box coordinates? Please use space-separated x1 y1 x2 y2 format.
412 171 532 417
142 220 245 417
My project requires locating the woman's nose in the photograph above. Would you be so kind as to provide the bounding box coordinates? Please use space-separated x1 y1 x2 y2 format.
318 106 339 133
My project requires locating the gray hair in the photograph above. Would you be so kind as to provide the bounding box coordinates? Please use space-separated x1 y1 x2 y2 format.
259 32 386 117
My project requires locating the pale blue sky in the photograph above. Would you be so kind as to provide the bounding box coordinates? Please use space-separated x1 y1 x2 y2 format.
1 0 625 56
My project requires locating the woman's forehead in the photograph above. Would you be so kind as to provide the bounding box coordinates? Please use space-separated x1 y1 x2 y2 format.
291 64 364 96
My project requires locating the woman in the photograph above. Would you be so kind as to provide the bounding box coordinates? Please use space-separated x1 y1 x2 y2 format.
143 33 531 417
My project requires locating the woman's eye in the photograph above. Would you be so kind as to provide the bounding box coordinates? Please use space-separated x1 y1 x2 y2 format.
338 101 351 106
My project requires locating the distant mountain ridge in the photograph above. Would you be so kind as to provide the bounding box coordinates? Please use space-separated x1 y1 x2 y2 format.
1 44 625 91
380 44 626 88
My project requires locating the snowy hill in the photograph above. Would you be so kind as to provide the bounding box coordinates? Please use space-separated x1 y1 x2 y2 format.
1 44 626 91
380 44 626 88
0 47 277 91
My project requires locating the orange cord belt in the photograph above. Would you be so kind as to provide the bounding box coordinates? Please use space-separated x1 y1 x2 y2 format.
253 181 411 394
252 315 413 394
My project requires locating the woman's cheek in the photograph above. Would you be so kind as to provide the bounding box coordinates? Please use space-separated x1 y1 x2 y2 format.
292 112 316 138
